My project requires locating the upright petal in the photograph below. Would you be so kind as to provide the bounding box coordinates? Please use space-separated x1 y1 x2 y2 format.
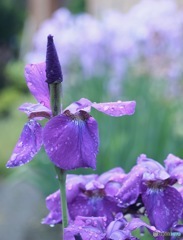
25 62 50 108
43 110 99 170
6 120 42 168
91 100 136 117
164 154 183 184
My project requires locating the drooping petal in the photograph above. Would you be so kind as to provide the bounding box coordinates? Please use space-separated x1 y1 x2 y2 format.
25 62 50 108
142 186 183 231
91 100 136 117
6 120 42 168
19 102 51 119
43 110 99 170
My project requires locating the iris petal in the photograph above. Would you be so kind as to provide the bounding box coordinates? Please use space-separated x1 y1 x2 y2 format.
25 62 50 108
19 102 51 119
6 120 42 168
142 186 183 231
43 111 99 170
92 100 136 117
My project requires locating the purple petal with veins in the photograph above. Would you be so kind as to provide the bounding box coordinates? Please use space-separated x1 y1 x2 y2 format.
19 103 51 119
142 186 183 231
25 62 50 108
43 110 99 170
91 100 136 116
6 120 42 168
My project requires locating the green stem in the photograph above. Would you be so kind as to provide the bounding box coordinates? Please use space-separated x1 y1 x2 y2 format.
50 83 62 116
55 166 68 230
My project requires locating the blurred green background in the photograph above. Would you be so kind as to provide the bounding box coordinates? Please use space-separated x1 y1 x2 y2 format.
1 0 183 239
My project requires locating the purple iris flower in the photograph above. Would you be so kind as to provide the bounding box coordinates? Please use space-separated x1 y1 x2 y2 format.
138 154 183 232
6 40 136 170
42 168 125 225
115 154 183 232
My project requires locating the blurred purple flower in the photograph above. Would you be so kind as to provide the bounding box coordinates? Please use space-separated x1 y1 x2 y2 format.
42 168 125 225
26 1 183 97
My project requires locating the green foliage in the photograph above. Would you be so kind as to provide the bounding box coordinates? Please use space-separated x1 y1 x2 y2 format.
5 61 26 91
65 0 86 13
0 0 26 45
0 88 21 117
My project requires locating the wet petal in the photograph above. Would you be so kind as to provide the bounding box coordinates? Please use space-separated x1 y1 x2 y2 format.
142 186 183 231
126 218 158 233
6 120 42 168
25 62 50 108
42 190 62 225
115 166 144 208
64 216 106 240
19 102 51 119
66 98 92 114
91 100 136 117
137 154 170 181
164 154 183 184
43 111 99 170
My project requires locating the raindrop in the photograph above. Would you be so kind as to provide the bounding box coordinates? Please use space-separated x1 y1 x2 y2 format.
49 224 55 227
50 147 54 152
17 141 23 147
11 153 17 161
28 82 32 87
67 184 72 190
103 106 109 111
19 160 23 166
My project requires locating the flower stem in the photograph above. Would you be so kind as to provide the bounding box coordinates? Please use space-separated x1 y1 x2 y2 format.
55 166 68 230
50 83 62 116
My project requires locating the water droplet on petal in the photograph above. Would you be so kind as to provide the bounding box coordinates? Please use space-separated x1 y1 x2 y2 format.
17 141 23 147
11 153 17 161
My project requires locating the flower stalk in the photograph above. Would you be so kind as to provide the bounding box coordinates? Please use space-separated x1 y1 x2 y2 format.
46 35 68 236
50 83 62 116
55 166 68 229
